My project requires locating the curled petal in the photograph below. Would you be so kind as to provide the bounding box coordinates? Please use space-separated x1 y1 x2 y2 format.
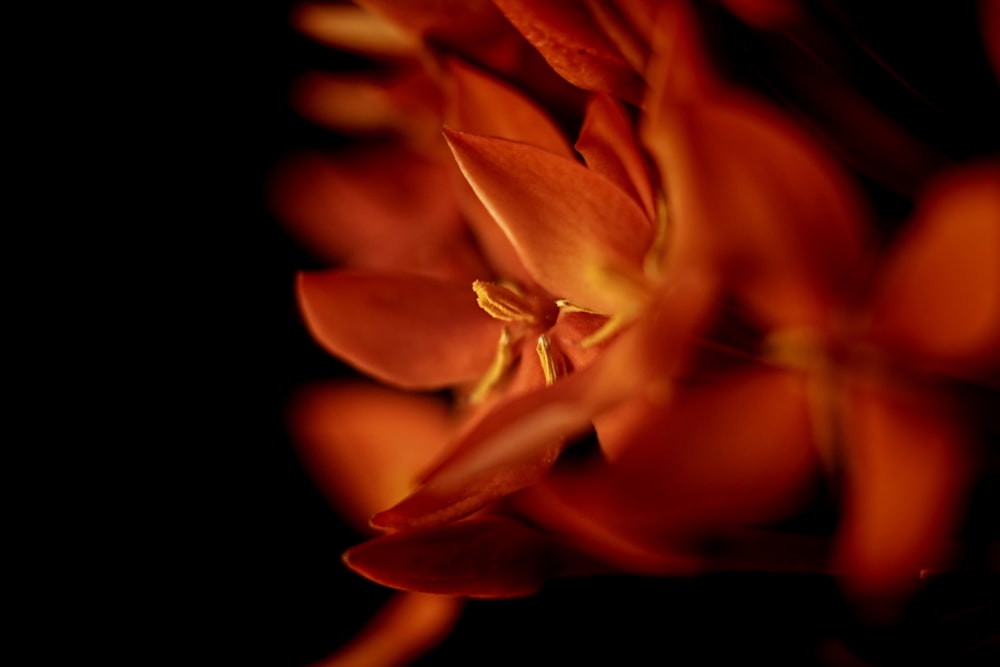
312 592 462 667
868 163 1000 377
297 270 503 389
270 148 487 280
288 382 454 532
492 0 644 103
344 516 558 598
837 380 970 603
445 128 653 314
576 94 656 220
445 59 574 157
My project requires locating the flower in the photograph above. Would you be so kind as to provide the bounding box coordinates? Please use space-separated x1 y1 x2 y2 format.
276 0 1000 663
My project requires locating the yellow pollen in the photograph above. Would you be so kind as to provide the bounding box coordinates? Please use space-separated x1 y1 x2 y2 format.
472 280 539 323
469 327 516 403
535 334 565 386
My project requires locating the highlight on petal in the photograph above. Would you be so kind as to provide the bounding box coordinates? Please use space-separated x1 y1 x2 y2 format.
269 147 487 280
867 162 1000 376
492 0 644 103
576 93 656 220
312 592 462 667
297 270 504 389
836 380 970 603
344 516 558 598
445 59 574 158
444 128 653 314
288 382 455 532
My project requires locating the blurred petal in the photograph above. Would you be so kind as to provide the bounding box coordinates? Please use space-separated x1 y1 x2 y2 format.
837 380 970 602
646 93 871 329
313 592 462 667
344 516 557 597
576 94 656 220
270 147 487 280
445 59 574 157
289 382 454 532
981 0 1000 83
291 2 421 56
444 128 653 313
868 163 1000 376
297 270 503 389
492 0 644 103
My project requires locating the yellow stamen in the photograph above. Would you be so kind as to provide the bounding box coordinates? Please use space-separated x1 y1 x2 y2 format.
555 299 598 314
472 280 539 323
468 327 516 403
579 263 651 347
535 334 566 386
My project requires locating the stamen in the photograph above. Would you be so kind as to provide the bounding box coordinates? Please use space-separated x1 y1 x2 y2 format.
535 335 566 386
472 280 540 323
469 327 516 403
555 299 598 314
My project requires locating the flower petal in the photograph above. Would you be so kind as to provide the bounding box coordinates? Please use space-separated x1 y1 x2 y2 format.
867 162 1000 376
270 147 488 280
288 382 455 532
297 270 503 389
837 380 970 603
314 592 462 667
445 59 574 157
492 0 644 103
291 2 421 57
576 94 656 220
344 516 557 598
646 94 871 329
444 128 653 313
370 388 593 530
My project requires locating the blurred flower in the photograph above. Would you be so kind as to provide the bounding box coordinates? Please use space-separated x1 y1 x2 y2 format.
276 0 1000 664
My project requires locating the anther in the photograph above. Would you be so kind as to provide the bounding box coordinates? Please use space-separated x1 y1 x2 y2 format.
536 334 566 386
473 280 540 323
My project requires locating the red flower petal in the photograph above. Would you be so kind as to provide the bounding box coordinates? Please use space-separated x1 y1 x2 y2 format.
344 516 557 598
837 380 970 602
288 382 455 532
868 163 1000 376
316 592 462 667
371 384 593 530
445 59 574 158
492 0 643 103
270 147 488 281
297 270 503 389
576 94 656 220
444 128 653 314
646 94 871 329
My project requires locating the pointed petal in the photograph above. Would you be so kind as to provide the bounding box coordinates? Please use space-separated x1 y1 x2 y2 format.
868 163 1000 376
837 380 970 602
269 147 488 280
576 94 656 220
445 59 574 157
492 0 644 103
288 382 455 531
344 516 557 598
314 592 462 667
297 270 503 389
371 389 592 530
444 128 653 313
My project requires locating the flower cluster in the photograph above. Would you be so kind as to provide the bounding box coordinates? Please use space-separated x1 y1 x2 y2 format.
272 1 1000 664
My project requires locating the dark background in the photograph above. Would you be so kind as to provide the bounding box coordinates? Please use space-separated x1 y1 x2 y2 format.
110 3 1000 665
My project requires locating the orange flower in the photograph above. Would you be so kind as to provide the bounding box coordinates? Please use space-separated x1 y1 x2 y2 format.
276 0 1000 663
